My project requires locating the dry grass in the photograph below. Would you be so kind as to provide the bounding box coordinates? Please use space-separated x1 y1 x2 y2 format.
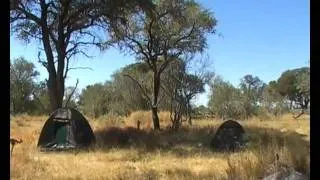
10 112 310 180
124 111 172 129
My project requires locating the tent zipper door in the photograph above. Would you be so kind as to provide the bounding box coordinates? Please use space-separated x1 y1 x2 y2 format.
55 122 68 145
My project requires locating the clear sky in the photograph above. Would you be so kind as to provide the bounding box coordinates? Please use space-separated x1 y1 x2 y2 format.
10 0 310 107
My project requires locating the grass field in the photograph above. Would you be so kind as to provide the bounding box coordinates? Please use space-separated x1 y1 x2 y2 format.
10 112 310 180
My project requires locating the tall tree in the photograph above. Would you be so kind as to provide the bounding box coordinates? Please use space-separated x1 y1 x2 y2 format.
296 68 310 109
239 74 266 117
161 58 210 127
107 0 216 129
10 57 40 114
32 81 51 115
10 0 155 111
261 80 286 116
208 76 246 120
276 67 310 109
109 63 152 115
181 57 214 124
161 59 188 129
78 83 109 118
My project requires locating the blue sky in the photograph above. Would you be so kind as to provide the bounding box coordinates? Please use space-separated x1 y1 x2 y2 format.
10 0 310 106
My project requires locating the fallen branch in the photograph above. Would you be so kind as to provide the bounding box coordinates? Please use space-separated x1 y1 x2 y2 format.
293 109 304 119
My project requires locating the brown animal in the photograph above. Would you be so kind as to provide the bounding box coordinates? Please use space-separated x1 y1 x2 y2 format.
10 138 23 156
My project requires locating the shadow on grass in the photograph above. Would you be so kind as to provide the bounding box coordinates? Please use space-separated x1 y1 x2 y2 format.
93 124 309 157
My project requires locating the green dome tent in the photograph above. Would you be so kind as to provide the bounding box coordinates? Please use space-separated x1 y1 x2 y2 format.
37 108 95 151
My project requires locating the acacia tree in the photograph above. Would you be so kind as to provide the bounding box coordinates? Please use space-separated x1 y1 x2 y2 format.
108 0 216 129
261 80 286 116
78 83 110 118
208 76 246 120
161 58 211 127
110 63 152 115
32 81 51 114
10 0 154 111
296 68 310 109
182 56 214 124
239 75 266 118
161 59 187 129
10 57 39 114
276 67 310 109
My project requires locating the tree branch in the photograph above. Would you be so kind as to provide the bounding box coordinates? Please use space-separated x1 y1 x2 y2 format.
147 17 155 57
126 37 150 63
14 5 41 25
157 91 166 106
158 57 171 75
38 51 48 69
65 65 93 79
123 74 152 105
68 67 94 71
173 22 196 46
64 79 79 108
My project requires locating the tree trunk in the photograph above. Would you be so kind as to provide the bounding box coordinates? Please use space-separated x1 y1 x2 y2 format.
41 21 65 112
171 102 182 131
186 99 192 125
47 74 64 111
188 115 192 125
151 73 161 130
303 98 309 109
173 111 181 131
151 106 160 130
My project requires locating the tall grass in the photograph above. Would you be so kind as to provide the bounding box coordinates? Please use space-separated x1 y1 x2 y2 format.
10 112 309 180
124 111 172 129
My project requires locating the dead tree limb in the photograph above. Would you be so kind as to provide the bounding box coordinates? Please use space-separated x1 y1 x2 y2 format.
293 109 304 119
64 79 79 108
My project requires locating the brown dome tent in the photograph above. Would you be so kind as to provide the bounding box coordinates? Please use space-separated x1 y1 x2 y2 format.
210 120 246 151
37 108 95 150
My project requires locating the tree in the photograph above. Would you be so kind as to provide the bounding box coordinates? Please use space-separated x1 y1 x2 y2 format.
78 83 109 118
181 57 214 124
208 76 246 120
161 58 210 127
10 57 39 114
193 105 212 118
296 68 310 109
261 80 286 116
239 75 266 118
10 0 155 111
161 59 188 129
107 0 216 129
276 67 310 109
109 63 152 115
31 81 51 115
